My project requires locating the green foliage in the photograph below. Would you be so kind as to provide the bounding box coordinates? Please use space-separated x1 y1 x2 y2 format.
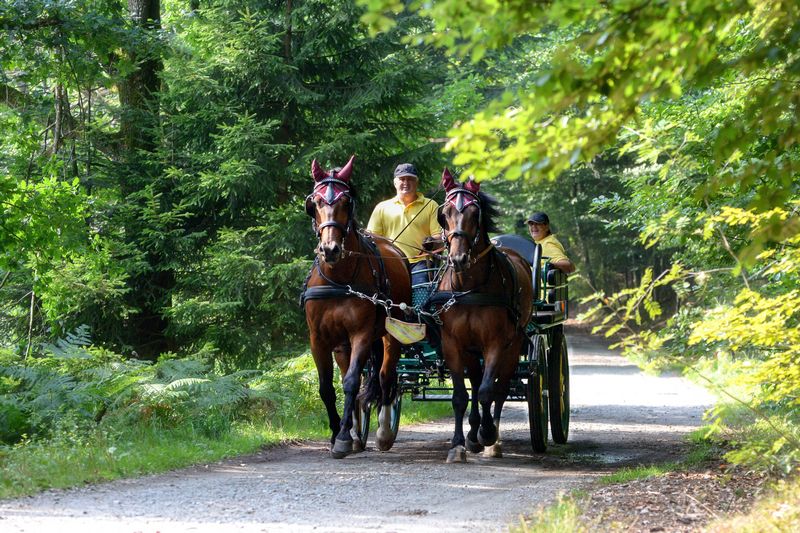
1 0 463 363
358 0 800 473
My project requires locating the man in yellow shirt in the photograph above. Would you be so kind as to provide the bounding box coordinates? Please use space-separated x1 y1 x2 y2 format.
527 212 575 274
367 163 441 285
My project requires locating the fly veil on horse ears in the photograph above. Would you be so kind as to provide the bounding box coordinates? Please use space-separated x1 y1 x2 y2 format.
437 167 484 250
306 155 357 236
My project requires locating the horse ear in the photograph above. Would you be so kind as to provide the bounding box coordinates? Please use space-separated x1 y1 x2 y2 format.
337 155 355 182
464 175 480 194
441 167 457 191
311 159 327 182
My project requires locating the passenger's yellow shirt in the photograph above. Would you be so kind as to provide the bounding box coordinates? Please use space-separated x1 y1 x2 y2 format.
367 193 441 263
535 234 569 263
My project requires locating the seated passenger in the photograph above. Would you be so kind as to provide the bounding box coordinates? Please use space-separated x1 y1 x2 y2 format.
526 212 575 274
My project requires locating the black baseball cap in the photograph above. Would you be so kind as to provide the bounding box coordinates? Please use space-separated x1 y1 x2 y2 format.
394 163 418 179
526 212 550 224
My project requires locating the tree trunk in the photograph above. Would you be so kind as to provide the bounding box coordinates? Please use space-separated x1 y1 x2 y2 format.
119 0 175 359
119 0 162 164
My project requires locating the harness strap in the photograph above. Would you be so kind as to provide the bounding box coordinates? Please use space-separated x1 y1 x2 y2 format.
427 290 509 308
427 248 522 324
299 233 392 310
300 284 386 307
493 247 522 326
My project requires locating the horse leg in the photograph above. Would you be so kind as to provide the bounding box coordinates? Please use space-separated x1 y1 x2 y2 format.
465 357 484 453
477 356 500 447
483 394 507 458
445 367 469 463
312 337 341 447
339 342 367 452
376 335 400 451
480 344 519 455
331 334 371 459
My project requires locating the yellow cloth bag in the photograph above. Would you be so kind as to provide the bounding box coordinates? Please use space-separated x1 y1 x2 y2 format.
385 317 426 345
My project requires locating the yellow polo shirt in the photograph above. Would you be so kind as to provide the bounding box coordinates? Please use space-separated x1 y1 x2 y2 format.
535 234 569 263
367 193 441 263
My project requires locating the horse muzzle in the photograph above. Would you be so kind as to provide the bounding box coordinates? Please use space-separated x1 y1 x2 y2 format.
449 252 470 272
320 242 342 264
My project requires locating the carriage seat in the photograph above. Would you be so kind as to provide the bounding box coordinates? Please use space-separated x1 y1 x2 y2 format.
491 234 569 321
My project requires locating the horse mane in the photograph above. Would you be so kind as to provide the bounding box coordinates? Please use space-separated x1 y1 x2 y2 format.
477 190 501 235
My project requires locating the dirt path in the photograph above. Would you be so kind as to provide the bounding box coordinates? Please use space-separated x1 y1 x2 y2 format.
0 329 713 532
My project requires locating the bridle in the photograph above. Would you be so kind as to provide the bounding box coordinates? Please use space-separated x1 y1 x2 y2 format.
439 186 484 256
305 171 355 239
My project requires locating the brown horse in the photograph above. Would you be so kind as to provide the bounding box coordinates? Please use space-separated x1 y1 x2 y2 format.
432 168 533 463
302 156 411 458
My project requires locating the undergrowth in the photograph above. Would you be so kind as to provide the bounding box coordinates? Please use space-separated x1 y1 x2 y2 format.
0 329 450 498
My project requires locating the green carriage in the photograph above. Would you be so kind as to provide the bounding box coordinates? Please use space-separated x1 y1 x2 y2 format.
361 234 571 454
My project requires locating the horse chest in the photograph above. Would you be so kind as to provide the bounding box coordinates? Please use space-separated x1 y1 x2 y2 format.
310 300 381 337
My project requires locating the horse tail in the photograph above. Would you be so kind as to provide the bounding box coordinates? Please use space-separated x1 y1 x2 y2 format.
357 338 383 405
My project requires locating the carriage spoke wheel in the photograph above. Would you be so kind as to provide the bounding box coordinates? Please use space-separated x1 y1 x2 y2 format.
527 336 549 453
352 371 374 451
354 396 372 451
547 326 570 444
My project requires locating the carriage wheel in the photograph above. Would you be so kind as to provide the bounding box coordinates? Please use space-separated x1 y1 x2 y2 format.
377 392 402 439
527 336 548 453
354 397 372 450
547 326 570 444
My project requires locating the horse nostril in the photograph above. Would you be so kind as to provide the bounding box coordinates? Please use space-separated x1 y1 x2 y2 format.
322 242 341 263
452 253 468 271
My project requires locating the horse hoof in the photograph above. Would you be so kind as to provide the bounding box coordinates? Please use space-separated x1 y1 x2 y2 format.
446 445 467 463
376 427 395 451
483 443 502 458
466 436 484 453
350 427 365 452
478 428 498 447
331 438 353 459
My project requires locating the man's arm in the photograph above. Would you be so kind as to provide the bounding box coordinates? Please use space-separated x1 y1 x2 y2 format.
551 258 575 274
542 238 575 274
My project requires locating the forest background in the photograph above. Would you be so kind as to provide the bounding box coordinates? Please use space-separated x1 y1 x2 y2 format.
1 0 798 508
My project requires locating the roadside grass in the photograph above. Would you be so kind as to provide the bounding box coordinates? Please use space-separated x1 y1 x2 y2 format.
597 463 677 485
513 428 720 531
510 492 588 533
0 393 451 500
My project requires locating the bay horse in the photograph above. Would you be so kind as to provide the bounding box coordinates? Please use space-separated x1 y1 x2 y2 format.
301 155 411 458
431 168 533 463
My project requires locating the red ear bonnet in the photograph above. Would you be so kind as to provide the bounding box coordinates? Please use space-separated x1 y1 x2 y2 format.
441 167 457 192
464 176 480 194
337 155 355 182
311 159 327 182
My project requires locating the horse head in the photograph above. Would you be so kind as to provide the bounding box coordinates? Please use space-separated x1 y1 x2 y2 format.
438 168 483 272
307 155 356 265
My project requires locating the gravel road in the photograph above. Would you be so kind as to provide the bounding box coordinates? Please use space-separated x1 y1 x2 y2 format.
0 329 713 532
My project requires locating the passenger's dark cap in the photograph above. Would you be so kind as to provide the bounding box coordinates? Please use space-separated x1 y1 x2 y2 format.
394 163 418 179
526 212 550 224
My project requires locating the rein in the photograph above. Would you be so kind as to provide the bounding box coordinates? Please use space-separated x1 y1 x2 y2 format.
385 184 444 248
